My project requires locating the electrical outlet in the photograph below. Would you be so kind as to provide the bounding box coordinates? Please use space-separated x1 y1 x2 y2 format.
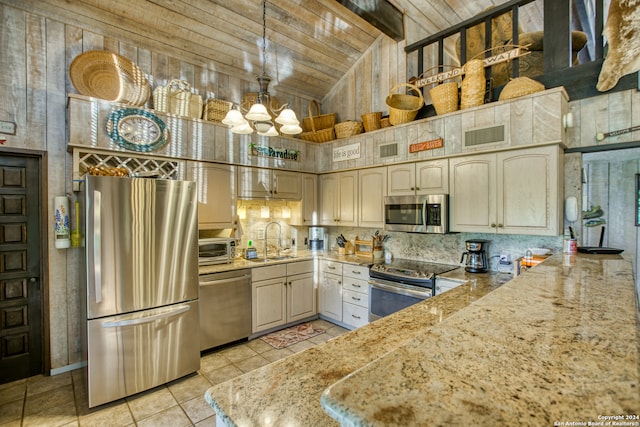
499 252 511 264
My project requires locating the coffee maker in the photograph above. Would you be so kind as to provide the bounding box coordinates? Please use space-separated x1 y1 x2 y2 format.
460 239 489 273
308 227 326 252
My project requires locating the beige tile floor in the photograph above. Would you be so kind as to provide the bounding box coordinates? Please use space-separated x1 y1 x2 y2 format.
0 319 348 427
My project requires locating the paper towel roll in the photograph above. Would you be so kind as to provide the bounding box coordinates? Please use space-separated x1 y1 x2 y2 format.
54 196 71 249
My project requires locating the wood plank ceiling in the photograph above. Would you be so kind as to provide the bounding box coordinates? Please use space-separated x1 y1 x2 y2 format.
8 0 543 101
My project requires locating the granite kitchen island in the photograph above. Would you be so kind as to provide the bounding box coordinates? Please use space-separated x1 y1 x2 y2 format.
205 253 640 426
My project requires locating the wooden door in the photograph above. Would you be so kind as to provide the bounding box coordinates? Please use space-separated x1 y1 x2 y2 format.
252 277 286 333
0 154 43 383
273 171 301 200
188 162 235 229
319 174 339 225
287 273 316 322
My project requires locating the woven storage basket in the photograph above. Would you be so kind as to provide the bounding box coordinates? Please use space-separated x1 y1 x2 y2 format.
302 100 336 132
499 77 545 101
203 98 233 122
299 126 335 143
430 82 459 115
460 59 485 110
153 79 193 117
361 112 382 132
335 121 363 139
380 117 391 128
386 83 424 125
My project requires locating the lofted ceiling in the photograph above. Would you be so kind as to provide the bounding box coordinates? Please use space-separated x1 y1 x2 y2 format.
10 0 544 101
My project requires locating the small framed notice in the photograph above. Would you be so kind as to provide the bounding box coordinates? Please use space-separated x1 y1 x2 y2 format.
409 138 443 153
0 121 16 135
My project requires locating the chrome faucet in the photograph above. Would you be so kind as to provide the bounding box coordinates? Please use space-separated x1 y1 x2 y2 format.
264 221 282 258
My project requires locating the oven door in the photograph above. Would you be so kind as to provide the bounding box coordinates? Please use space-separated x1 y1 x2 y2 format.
368 278 432 321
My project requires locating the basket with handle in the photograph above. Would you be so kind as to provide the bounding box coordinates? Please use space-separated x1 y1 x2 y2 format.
299 112 335 142
301 100 336 132
419 65 460 115
385 83 424 125
203 97 233 122
335 121 363 139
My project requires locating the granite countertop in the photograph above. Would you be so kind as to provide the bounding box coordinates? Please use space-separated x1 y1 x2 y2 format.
321 253 640 425
204 263 505 426
199 250 376 275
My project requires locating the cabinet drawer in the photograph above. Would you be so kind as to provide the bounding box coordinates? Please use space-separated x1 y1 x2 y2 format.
342 302 368 329
251 264 287 281
342 264 369 280
342 277 369 295
320 260 343 275
343 289 367 308
287 260 314 276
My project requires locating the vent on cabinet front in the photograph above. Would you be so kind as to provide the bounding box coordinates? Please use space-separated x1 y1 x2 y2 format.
464 125 505 148
379 143 398 158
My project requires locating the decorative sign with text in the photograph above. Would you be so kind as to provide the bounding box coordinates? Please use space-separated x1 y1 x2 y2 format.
413 47 529 88
249 144 300 161
409 138 443 153
333 143 361 162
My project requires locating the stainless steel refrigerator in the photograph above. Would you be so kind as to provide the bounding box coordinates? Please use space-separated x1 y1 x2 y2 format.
83 175 200 408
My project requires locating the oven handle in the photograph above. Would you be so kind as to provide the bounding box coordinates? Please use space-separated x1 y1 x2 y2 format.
369 279 431 299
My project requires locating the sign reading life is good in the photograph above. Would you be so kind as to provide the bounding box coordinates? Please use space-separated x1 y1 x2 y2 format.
250 144 300 161
333 143 361 162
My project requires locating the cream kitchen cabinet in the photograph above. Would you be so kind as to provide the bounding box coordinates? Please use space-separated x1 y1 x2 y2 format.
387 159 449 196
251 260 316 333
237 166 301 200
186 162 236 229
300 173 318 225
318 259 343 322
341 264 370 329
449 145 562 236
358 167 386 228
319 171 358 226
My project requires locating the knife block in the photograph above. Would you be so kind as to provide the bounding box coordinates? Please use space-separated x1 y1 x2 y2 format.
338 241 354 255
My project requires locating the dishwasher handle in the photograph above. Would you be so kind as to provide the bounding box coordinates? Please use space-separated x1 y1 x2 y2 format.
199 273 251 286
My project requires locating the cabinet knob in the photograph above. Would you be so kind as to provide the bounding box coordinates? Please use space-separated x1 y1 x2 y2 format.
338 281 341 284
498 224 504 228
415 187 420 190
491 223 496 228
410 187 415 191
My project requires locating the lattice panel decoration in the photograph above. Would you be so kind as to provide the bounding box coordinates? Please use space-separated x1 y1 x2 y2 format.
72 149 182 191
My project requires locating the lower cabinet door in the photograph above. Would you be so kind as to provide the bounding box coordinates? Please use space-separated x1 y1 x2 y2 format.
287 273 316 323
342 301 368 329
319 272 342 322
252 278 287 333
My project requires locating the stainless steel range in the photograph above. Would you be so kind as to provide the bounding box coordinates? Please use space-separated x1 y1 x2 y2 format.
368 259 458 321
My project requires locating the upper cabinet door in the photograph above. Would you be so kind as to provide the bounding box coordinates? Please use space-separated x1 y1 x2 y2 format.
319 174 339 225
300 173 318 225
187 162 236 229
387 164 416 196
237 166 271 199
273 170 302 200
449 154 496 233
415 159 449 195
498 146 561 236
337 171 358 226
358 167 386 228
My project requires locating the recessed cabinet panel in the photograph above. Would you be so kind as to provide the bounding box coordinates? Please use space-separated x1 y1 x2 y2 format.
449 154 495 233
237 167 271 199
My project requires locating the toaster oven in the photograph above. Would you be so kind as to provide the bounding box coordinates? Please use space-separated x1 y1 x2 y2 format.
198 238 236 265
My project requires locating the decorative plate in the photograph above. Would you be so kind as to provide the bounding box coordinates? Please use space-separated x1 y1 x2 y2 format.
106 108 169 152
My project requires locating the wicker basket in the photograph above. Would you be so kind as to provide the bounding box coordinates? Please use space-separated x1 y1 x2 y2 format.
429 82 459 115
460 59 485 110
385 83 424 125
498 77 545 101
203 98 233 122
361 112 382 132
153 79 193 117
335 121 363 139
380 117 391 128
301 100 336 132
299 126 335 143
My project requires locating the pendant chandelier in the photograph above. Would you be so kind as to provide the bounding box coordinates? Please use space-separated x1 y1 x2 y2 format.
222 0 302 136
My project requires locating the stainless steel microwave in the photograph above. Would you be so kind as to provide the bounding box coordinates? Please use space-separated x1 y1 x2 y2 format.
384 194 449 233
198 238 236 265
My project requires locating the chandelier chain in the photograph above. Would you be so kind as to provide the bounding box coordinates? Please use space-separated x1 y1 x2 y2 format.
261 0 267 77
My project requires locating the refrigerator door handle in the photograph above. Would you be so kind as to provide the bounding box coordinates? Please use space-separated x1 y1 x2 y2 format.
93 189 102 304
101 304 192 328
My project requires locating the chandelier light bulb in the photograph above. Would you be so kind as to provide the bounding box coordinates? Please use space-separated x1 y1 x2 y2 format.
279 124 303 135
257 126 279 137
231 121 254 134
245 103 271 121
275 108 299 125
222 108 246 126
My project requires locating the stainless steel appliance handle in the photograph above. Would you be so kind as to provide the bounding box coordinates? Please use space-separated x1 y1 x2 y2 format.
93 190 102 304
101 305 191 328
199 274 251 286
369 279 431 299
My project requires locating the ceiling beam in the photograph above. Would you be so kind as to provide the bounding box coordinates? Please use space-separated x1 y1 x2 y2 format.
336 0 404 42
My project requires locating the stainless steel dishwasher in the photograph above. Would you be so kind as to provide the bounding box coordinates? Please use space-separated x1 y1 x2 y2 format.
199 269 252 351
